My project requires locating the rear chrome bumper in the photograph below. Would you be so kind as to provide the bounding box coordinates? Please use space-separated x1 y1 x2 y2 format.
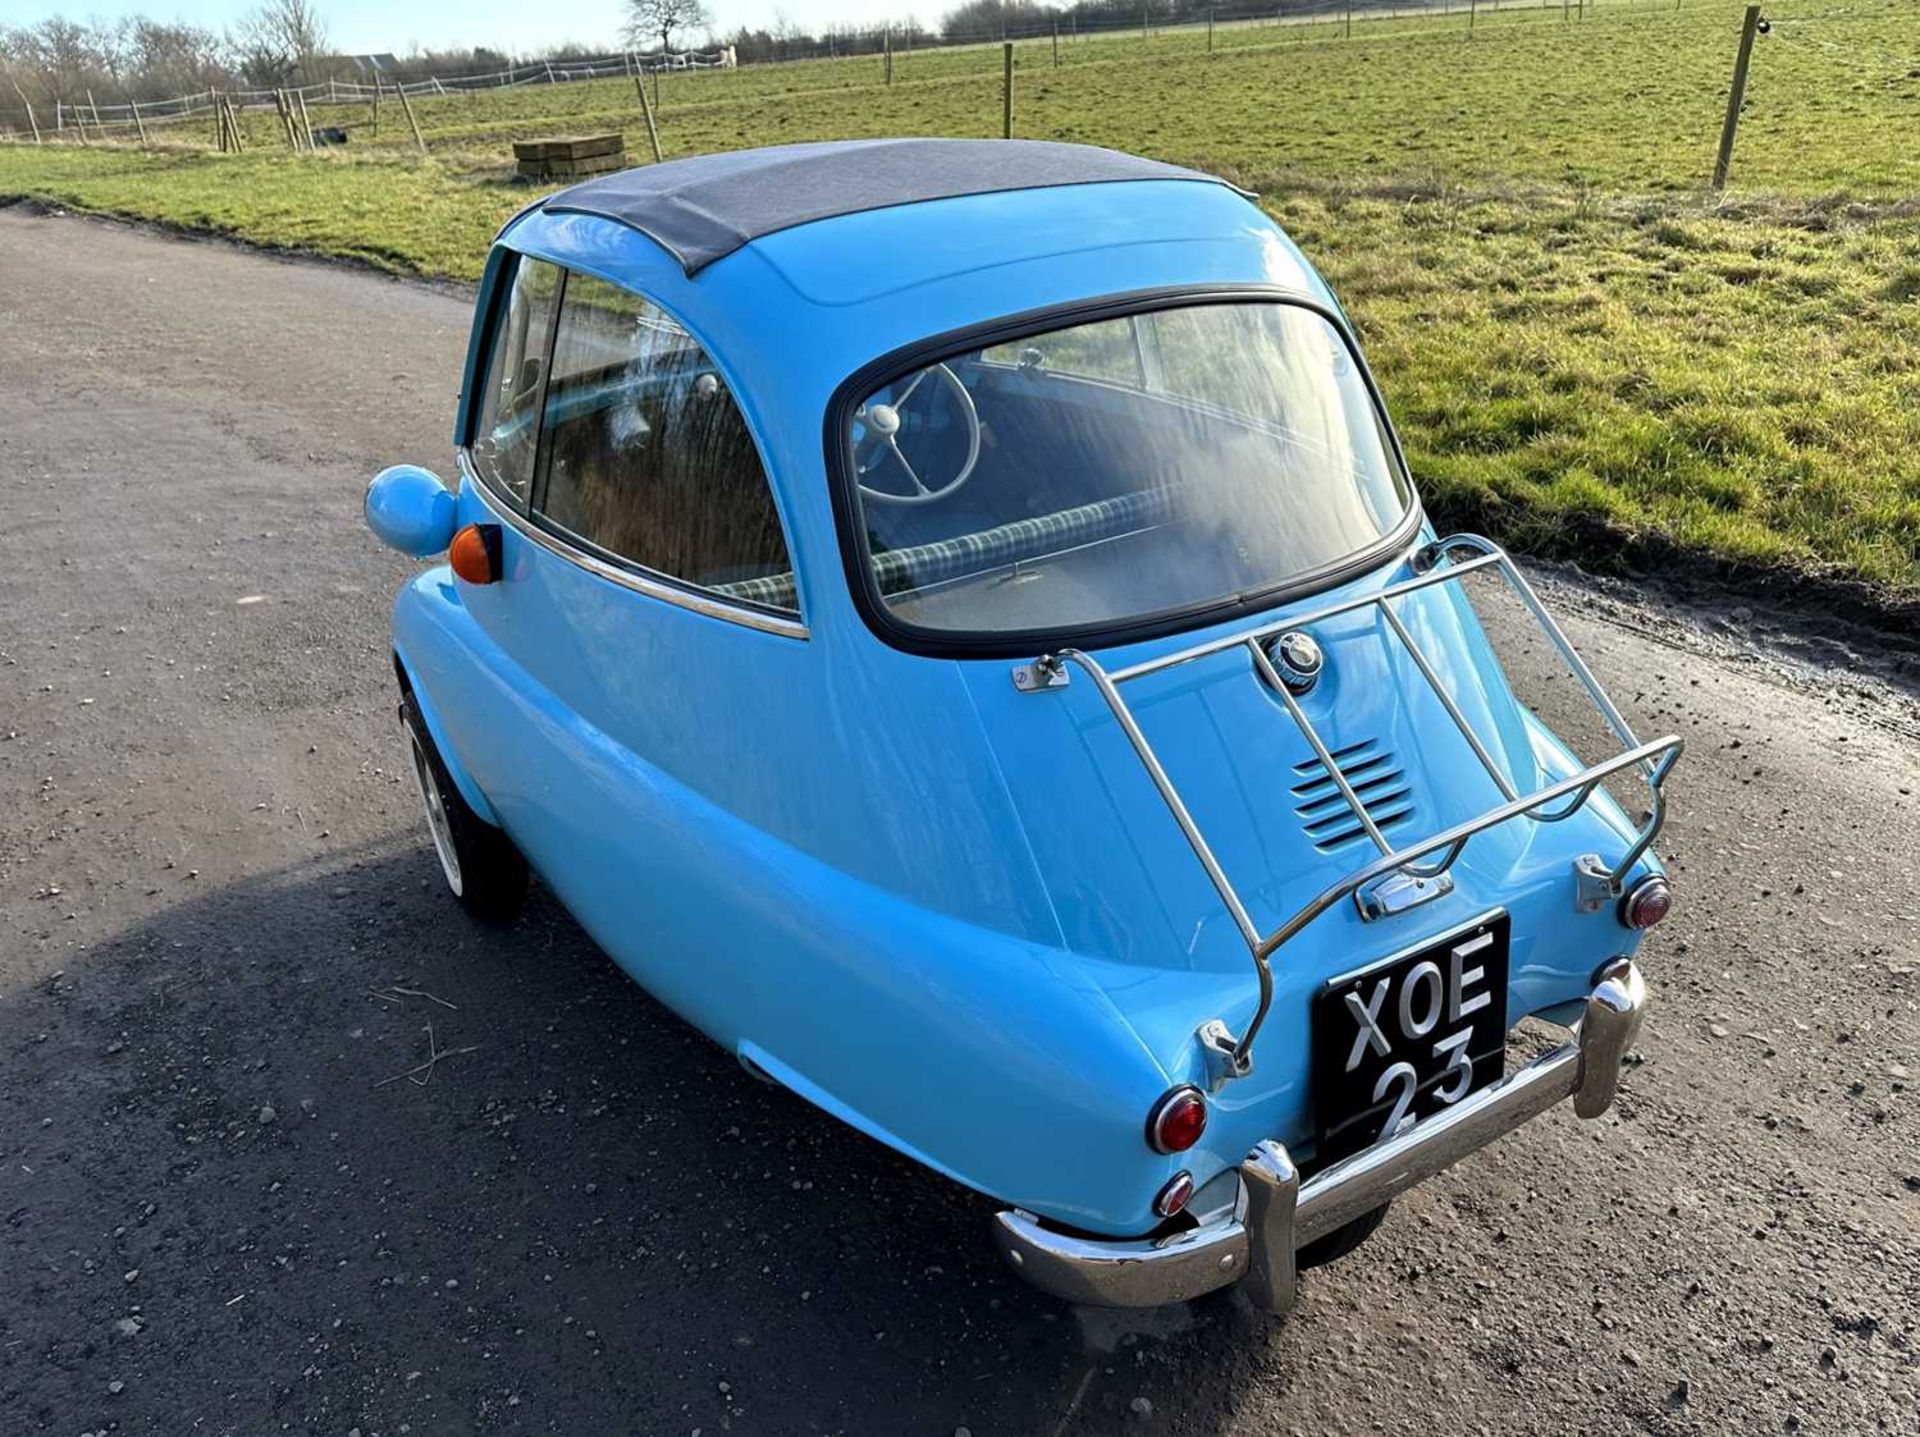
993 958 1647 1314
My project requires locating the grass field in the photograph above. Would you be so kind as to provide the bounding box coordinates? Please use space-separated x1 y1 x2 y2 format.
3 0 1916 595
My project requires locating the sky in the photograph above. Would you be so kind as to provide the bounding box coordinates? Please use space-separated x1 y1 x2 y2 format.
1 0 946 54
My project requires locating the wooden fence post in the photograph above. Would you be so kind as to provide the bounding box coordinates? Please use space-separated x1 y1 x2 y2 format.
1711 4 1763 190
633 65 664 162
885 26 894 84
1208 8 1216 53
212 92 224 150
396 84 428 156
297 91 316 149
1346 1 1353 37
129 96 148 147
370 77 380 136
1052 17 1060 65
7 77 40 144
1002 41 1014 138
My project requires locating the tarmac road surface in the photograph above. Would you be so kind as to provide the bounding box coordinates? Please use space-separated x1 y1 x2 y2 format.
1 206 1915 1436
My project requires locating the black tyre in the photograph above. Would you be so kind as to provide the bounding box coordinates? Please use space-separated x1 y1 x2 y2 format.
400 693 528 922
1295 1199 1391 1271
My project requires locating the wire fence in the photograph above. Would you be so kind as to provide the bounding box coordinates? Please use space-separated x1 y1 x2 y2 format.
26 47 740 131
2 0 1904 154
0 0 1601 141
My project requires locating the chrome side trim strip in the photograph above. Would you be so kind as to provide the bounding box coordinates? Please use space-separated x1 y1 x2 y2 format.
457 452 810 641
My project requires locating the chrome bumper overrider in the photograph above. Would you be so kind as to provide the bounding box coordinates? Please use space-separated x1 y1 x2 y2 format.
993 958 1647 1313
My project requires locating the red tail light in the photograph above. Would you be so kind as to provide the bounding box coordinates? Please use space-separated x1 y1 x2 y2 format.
1153 1170 1195 1219
1146 1085 1207 1154
1620 875 1673 930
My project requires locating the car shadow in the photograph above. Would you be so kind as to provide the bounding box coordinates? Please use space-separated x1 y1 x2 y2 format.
1 836 1288 1435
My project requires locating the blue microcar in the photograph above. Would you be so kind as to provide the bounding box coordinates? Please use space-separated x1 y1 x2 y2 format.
364 139 1682 1314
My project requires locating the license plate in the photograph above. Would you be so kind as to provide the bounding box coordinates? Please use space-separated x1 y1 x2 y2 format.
1311 913 1510 1168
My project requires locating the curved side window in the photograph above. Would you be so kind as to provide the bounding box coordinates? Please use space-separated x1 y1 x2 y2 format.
531 272 798 615
471 255 562 507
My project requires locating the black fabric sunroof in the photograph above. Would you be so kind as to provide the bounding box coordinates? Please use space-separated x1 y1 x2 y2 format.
533 139 1241 275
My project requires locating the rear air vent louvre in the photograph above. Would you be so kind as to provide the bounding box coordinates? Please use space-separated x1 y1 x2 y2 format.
1290 739 1414 852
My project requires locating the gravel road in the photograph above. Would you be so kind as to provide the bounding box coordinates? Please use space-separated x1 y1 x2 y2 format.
1 205 1914 1437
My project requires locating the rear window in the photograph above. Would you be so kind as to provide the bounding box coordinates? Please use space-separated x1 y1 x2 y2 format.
841 301 1411 640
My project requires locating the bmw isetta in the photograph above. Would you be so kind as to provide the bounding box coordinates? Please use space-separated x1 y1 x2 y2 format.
364 139 1682 1314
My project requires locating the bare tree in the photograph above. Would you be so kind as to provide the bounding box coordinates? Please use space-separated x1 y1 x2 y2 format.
123 18 228 100
230 0 329 85
939 0 1051 41
9 17 99 106
623 0 713 55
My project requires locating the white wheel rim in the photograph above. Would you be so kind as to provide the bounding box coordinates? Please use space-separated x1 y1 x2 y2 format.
409 729 464 897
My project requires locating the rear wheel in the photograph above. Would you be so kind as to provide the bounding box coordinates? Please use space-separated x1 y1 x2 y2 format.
1296 1200 1391 1271
401 693 528 922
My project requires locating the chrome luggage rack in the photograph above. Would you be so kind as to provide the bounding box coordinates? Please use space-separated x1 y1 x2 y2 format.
1010 534 1683 1089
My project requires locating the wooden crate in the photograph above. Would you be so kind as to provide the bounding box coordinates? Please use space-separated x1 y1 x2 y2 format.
514 134 627 182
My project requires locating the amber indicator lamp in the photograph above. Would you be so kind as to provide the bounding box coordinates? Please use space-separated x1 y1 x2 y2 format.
448 523 503 585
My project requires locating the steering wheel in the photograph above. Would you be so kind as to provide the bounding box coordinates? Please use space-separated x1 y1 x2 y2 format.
854 363 982 506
